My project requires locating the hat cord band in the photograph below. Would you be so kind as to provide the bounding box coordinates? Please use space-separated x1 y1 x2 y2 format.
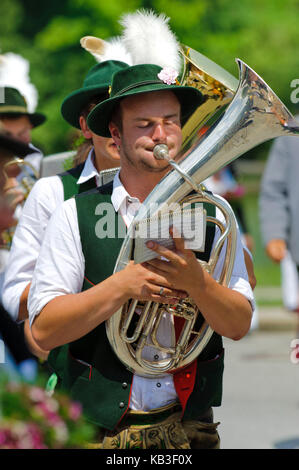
112 80 165 98
0 105 28 113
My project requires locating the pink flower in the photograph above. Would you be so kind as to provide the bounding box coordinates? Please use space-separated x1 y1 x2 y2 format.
0 429 8 446
35 402 61 426
28 386 46 403
157 67 178 85
68 402 82 421
26 423 46 449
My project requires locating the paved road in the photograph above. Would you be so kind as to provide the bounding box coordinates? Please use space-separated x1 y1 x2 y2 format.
213 313 299 449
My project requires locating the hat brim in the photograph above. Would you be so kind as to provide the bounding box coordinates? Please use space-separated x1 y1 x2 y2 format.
87 84 204 137
61 85 108 129
29 112 47 128
0 132 32 158
0 111 46 128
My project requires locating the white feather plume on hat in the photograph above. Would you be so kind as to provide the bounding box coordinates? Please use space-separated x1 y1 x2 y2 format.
80 9 182 72
0 52 38 112
80 36 133 65
120 9 182 71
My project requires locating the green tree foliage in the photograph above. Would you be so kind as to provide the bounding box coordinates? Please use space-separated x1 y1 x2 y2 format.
1 0 298 156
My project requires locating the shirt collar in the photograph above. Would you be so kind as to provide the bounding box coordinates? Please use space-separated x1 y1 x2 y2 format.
111 171 140 213
77 148 99 185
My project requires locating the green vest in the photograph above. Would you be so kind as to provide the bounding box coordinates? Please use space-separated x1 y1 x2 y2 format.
59 163 97 199
47 163 120 385
46 163 98 387
48 182 224 430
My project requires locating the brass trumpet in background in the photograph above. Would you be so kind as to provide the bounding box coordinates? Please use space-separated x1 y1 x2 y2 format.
0 157 39 250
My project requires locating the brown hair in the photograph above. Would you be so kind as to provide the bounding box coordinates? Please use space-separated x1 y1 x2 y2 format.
110 103 123 133
72 93 109 168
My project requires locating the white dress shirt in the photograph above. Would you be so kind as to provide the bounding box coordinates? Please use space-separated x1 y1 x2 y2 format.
2 149 100 320
28 171 254 411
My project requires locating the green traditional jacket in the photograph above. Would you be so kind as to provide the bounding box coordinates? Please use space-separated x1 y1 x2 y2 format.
48 181 225 431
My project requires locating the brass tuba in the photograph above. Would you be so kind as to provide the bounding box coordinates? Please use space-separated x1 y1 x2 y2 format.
106 50 299 377
0 157 39 249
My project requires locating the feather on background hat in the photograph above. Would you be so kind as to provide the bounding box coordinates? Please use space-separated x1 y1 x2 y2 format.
79 9 183 82
61 36 132 129
80 36 133 65
0 52 46 127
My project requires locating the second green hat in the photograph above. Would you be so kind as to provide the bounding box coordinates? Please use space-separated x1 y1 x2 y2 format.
61 60 129 129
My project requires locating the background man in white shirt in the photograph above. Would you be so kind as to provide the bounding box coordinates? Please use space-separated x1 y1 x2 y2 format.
0 86 46 380
0 128 37 379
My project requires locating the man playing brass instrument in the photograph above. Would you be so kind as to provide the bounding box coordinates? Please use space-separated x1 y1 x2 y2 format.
28 63 254 449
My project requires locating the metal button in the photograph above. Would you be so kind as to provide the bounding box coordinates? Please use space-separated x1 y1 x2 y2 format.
154 354 159 360
156 382 161 388
122 382 128 389
119 402 125 408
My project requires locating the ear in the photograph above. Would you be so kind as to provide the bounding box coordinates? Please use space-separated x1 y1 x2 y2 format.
79 116 93 139
109 121 121 147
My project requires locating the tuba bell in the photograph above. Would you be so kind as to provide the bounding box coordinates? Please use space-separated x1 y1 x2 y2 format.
106 51 299 378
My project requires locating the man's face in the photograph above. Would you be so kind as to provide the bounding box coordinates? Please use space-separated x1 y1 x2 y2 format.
79 115 120 169
91 133 120 164
109 90 182 173
0 116 33 144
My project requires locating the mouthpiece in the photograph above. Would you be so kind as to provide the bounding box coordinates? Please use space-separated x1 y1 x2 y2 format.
283 118 299 134
153 144 170 161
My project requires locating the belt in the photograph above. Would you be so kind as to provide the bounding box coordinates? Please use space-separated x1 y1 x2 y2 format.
121 403 182 427
119 404 214 427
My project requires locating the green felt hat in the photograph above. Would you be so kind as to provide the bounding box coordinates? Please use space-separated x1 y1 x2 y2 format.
0 87 46 128
61 60 129 129
87 63 204 137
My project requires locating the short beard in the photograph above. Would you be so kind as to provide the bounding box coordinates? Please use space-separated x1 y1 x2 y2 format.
121 138 170 173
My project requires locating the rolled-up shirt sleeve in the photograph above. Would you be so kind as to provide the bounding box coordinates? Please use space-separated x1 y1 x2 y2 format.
2 176 64 321
212 205 255 311
28 198 85 327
